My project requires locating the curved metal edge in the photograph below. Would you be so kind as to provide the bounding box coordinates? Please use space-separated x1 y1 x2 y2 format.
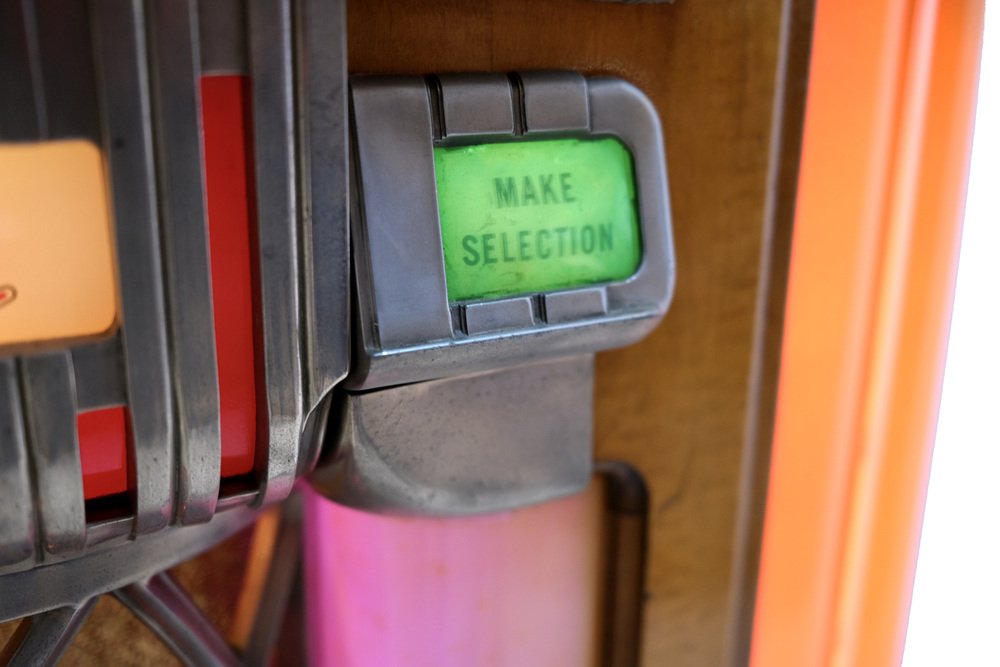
589 76 676 321
294 0 351 414
91 0 176 536
346 309 661 390
312 357 595 516
146 0 222 525
0 599 96 667
113 572 238 667
344 73 674 392
0 507 258 623
0 360 36 569
20 353 87 555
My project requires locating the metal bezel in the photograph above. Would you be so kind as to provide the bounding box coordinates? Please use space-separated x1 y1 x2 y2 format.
347 72 675 390
1 0 349 595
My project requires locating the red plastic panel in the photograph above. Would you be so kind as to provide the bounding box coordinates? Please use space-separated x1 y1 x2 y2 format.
201 75 259 479
78 76 259 501
78 407 128 500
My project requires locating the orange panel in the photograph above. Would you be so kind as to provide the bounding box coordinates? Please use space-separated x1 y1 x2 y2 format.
0 140 117 349
751 1 984 665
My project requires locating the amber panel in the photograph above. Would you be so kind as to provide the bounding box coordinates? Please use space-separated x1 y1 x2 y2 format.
0 140 117 350
347 1 783 665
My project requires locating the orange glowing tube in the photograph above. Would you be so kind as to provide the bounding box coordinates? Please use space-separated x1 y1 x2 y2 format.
751 1 984 665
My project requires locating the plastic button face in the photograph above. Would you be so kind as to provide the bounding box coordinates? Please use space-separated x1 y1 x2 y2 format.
0 140 117 348
434 137 642 302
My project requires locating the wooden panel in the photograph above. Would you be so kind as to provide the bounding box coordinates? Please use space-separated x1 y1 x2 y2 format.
726 0 815 663
346 1 783 665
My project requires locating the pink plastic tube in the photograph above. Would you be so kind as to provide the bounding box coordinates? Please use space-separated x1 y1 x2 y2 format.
303 483 603 667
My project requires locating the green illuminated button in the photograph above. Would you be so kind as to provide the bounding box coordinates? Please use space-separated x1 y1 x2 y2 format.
434 137 641 302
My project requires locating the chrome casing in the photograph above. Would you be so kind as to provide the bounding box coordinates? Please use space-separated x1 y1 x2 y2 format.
346 72 676 391
309 72 674 515
0 0 348 595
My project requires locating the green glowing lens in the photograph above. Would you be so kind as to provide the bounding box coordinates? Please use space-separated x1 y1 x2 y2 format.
434 137 642 302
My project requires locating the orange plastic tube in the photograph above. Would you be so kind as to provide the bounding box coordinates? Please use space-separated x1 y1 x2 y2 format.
751 1 984 665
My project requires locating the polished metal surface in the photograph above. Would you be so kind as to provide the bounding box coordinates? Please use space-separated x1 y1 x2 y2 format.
312 356 595 515
463 296 536 335
320 71 674 514
544 286 609 323
294 0 352 425
0 504 303 665
0 601 95 667
92 0 176 535
198 0 247 75
0 507 258 622
0 0 349 625
147 0 222 525
0 361 34 570
437 73 515 136
83 515 133 550
248 0 305 506
350 77 454 350
346 72 675 391
20 353 86 556
114 573 239 667
517 70 590 133
71 337 126 411
591 78 675 316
